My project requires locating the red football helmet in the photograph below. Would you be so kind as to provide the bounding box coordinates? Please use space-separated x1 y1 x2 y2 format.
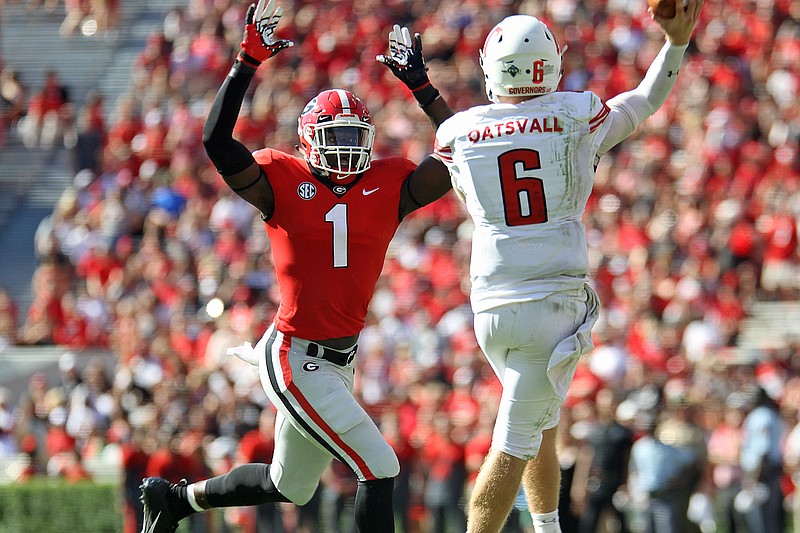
297 89 375 179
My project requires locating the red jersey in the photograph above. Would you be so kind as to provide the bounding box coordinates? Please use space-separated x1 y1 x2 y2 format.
254 149 417 340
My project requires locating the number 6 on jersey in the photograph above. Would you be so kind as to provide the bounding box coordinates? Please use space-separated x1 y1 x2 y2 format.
498 149 548 226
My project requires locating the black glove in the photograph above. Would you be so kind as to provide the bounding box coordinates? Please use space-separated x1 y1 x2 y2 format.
239 0 294 68
377 24 440 107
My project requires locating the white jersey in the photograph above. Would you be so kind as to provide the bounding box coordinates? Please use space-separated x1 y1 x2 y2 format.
435 91 611 312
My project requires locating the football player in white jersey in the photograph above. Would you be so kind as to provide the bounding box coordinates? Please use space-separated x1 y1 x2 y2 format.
434 2 704 532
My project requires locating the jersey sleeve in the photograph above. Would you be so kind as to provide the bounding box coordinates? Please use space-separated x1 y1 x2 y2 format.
434 114 460 164
434 115 465 201
253 148 313 186
589 95 611 135
433 135 453 164
252 147 282 169
586 92 614 158
396 156 419 177
372 156 418 186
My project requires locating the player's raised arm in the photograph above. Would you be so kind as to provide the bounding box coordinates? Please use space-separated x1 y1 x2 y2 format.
376 24 454 218
202 0 293 216
598 0 704 155
397 153 452 219
377 24 454 129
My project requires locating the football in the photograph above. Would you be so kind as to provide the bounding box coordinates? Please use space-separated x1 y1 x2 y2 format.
647 0 677 18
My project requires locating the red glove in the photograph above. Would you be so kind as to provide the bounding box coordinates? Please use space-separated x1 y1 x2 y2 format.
239 0 293 68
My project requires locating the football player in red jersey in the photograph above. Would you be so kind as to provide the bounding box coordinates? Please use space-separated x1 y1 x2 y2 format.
137 1 453 532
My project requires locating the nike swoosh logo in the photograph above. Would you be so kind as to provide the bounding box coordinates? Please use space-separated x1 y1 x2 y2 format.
362 187 380 196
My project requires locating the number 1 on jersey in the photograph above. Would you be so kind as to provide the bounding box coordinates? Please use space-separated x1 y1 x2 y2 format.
498 149 548 226
325 203 348 268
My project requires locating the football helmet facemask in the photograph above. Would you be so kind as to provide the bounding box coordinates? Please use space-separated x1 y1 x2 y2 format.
297 89 375 179
480 15 566 102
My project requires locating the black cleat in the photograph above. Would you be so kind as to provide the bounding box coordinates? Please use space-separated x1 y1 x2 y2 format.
139 477 186 533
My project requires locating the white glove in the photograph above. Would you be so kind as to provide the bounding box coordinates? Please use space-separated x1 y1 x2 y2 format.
227 341 259 366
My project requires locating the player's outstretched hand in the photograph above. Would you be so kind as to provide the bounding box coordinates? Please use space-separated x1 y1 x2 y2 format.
653 0 704 46
376 24 431 92
240 0 294 67
227 342 259 366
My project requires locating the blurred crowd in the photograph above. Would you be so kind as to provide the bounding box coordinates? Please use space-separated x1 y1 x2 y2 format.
1 0 800 532
0 0 120 37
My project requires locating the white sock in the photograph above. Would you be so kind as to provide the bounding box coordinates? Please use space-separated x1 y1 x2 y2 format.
186 483 205 512
530 509 560 533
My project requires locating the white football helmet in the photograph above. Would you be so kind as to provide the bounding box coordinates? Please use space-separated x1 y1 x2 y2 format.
480 15 566 102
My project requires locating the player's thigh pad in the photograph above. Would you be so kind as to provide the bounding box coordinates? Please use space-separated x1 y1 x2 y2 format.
257 326 399 482
475 289 594 460
270 411 332 504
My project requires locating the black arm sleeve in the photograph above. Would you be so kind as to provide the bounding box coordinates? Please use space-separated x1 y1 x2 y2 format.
398 155 452 220
202 61 258 176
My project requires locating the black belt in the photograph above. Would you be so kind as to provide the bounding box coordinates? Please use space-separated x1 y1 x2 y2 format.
306 343 358 366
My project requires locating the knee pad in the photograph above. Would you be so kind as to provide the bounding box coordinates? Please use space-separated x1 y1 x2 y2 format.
270 467 320 506
370 445 400 479
276 479 319 506
493 398 561 460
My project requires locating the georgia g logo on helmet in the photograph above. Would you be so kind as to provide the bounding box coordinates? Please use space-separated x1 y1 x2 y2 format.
301 97 318 116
